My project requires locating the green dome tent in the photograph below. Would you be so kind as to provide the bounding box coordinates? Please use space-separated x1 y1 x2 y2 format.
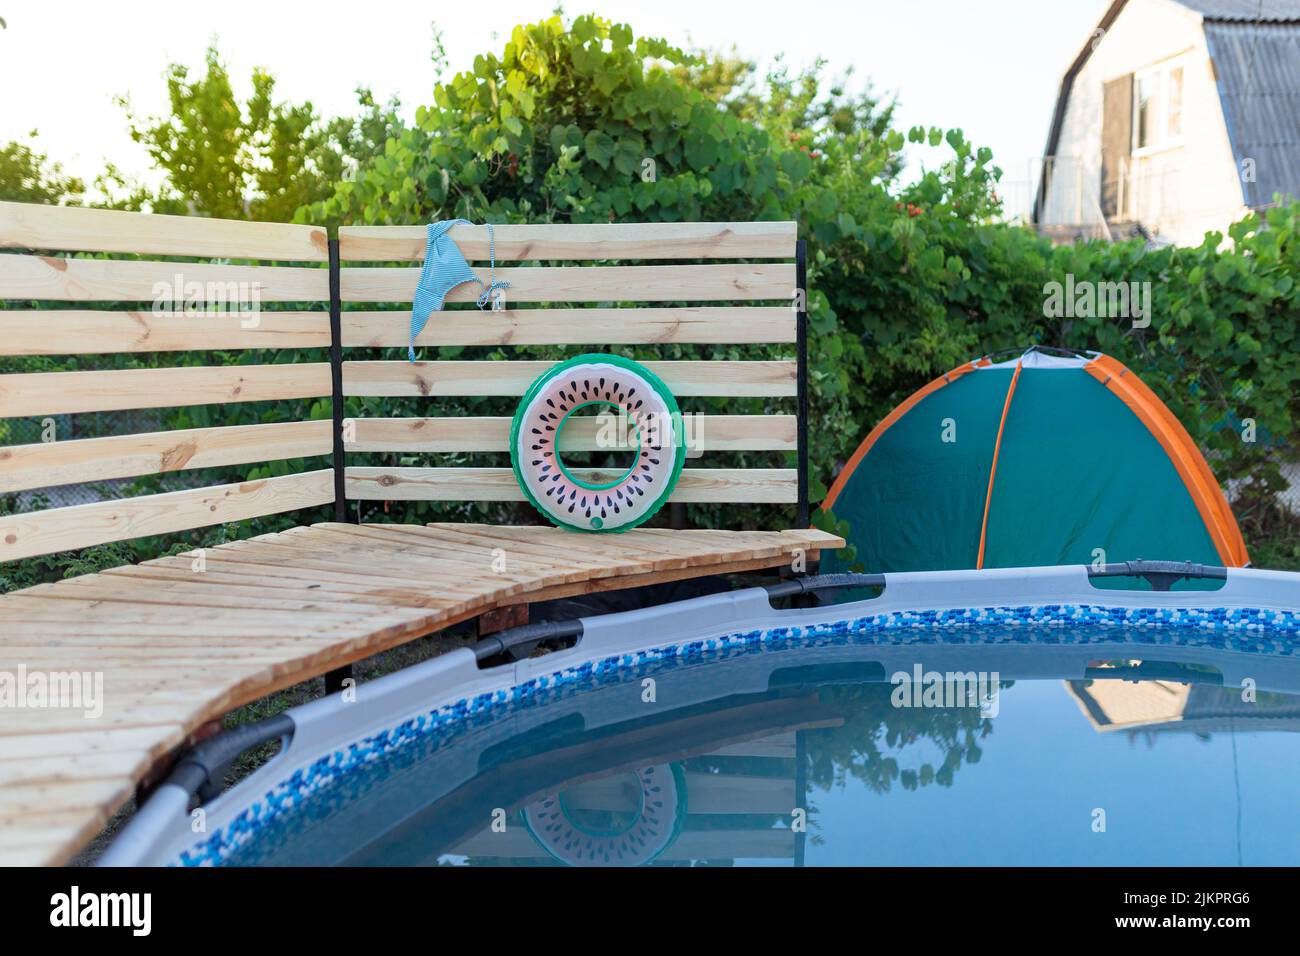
820 348 1249 576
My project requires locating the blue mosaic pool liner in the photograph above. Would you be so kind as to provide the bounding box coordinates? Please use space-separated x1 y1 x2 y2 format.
175 603 1300 865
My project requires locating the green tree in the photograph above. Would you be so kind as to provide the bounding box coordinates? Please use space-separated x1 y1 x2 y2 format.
110 45 403 220
677 50 901 179
0 133 84 204
806 682 998 794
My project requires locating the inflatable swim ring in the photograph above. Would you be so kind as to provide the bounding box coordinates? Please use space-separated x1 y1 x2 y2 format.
521 763 688 866
510 353 685 532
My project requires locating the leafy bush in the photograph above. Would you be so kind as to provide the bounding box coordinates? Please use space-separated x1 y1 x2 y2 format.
308 14 1297 532
2 13 1296 590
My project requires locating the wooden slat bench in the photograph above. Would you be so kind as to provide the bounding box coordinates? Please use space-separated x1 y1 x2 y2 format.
0 202 840 865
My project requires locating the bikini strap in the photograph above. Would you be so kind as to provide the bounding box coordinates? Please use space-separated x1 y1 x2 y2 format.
475 222 511 310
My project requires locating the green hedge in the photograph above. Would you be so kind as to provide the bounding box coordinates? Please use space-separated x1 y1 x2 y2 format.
305 14 1298 535
3 13 1296 590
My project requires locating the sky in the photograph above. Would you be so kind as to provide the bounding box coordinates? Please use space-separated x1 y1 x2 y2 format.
0 0 1110 218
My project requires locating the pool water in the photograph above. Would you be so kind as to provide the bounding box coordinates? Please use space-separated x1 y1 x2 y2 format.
214 624 1300 867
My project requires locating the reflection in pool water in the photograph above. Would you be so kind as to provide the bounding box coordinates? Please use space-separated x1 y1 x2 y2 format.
219 625 1300 867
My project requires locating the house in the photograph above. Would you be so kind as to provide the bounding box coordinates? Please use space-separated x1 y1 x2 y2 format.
1034 0 1300 245
1066 678 1300 735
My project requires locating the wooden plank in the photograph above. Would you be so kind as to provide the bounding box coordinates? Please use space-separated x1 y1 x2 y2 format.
2 631 374 654
445 523 733 568
337 221 797 262
0 363 331 416
407 525 837 579
4 592 384 628
275 526 592 590
244 529 527 581
2 843 92 867
347 467 798 503
477 524 746 571
0 310 331 355
0 469 334 562
109 559 465 608
422 523 696 573
3 619 415 648
101 563 461 610
130 550 482 602
5 700 282 740
0 254 329 302
633 527 788 562
339 263 795 303
212 538 494 587
0 750 163 787
0 696 237 734
0 420 332 493
203 547 523 609
342 306 796 347
16 577 380 613
309 523 622 573
347 416 579 452
365 522 666 575
711 733 798 759
0 727 182 761
342 360 795 398
564 772 794 814
0 200 328 260
346 415 795 453
0 778 130 854
453 826 795 860
19 560 402 609
487 553 821 605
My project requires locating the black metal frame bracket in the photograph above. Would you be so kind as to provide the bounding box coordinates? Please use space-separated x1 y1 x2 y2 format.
159 714 295 806
1088 559 1228 591
764 572 885 600
472 619 585 665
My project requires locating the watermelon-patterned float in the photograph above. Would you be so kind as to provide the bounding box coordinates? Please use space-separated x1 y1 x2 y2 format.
510 354 685 532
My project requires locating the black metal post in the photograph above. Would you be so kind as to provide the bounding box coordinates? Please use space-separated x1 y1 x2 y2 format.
324 238 355 695
327 237 349 523
795 238 810 528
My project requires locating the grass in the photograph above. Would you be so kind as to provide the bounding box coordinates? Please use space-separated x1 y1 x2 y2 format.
1243 507 1300 573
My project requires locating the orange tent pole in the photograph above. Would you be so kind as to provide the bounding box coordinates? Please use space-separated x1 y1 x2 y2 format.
976 361 1023 569
1084 355 1249 567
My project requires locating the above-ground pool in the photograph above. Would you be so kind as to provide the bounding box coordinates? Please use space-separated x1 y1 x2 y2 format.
104 565 1300 867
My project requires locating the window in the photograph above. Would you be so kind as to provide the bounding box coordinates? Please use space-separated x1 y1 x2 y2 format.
1167 66 1183 138
1136 72 1159 148
1133 59 1185 151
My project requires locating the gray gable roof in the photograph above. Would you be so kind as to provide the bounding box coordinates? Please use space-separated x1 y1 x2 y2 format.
1204 20 1300 206
1173 0 1300 21
1035 0 1300 221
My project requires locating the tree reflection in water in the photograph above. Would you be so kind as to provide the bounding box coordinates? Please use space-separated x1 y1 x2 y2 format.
805 680 1015 793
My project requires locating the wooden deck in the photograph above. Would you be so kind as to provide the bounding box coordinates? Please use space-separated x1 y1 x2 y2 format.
0 522 841 866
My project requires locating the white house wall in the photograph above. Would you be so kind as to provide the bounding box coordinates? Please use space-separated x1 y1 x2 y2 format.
1043 0 1249 245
